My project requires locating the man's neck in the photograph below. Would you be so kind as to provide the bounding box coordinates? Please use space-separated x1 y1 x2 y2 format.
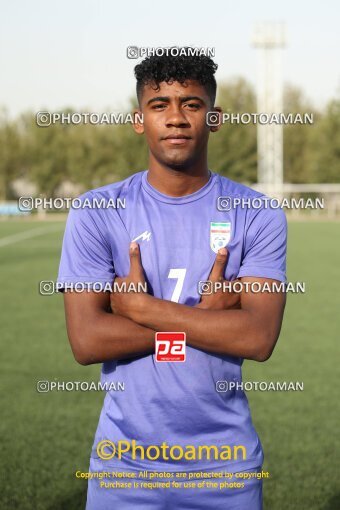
147 162 210 198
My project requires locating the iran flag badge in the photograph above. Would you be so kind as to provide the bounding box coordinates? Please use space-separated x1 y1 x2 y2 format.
210 222 231 253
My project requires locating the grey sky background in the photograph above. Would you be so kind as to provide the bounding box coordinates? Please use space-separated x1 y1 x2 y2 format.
1 0 339 117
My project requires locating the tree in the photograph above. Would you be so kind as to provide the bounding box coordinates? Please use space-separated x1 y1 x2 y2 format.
208 78 257 183
0 109 23 199
309 97 340 183
283 85 319 183
22 110 73 197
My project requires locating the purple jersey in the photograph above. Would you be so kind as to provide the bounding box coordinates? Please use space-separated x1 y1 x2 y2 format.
57 170 287 473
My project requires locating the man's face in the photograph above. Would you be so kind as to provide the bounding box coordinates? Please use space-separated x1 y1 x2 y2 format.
136 80 216 171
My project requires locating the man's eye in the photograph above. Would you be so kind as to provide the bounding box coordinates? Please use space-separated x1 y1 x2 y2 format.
152 104 166 110
184 103 201 109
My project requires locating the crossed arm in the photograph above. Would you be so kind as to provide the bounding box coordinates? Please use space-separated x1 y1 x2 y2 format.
63 243 286 365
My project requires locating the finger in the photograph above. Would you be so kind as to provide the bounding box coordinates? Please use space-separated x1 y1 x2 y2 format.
111 276 123 293
129 242 145 281
208 247 229 282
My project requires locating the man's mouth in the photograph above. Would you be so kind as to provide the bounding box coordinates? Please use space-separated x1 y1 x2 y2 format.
162 134 192 145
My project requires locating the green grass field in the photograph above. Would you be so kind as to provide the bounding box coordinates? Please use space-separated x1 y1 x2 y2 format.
0 220 339 510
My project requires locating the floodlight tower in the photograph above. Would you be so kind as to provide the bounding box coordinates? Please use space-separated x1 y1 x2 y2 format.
252 22 286 190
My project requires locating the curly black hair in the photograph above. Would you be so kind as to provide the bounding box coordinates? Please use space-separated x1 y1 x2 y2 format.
134 47 218 105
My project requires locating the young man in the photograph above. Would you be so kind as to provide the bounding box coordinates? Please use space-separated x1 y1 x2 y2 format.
57 49 287 509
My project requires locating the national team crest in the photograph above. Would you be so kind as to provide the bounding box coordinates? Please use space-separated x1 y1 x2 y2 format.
210 222 231 253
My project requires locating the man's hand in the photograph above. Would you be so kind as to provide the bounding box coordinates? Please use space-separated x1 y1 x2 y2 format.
110 242 150 320
196 247 241 310
108 245 285 362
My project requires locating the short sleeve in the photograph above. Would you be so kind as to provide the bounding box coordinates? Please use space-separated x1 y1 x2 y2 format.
56 194 115 289
237 207 287 282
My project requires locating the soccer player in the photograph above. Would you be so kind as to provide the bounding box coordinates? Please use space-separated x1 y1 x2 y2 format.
57 49 287 509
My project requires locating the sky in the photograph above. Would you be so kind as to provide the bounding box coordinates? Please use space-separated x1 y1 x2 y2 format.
0 0 339 117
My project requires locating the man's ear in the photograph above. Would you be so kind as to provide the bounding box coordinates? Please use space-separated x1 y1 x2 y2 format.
209 106 223 133
132 108 144 134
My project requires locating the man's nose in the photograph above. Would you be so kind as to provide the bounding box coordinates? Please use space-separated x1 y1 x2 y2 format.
165 106 190 127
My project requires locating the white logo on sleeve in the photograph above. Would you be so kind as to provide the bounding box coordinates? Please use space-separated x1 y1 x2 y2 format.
132 230 152 242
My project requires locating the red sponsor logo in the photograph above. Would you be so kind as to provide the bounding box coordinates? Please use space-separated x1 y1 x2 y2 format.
155 332 186 362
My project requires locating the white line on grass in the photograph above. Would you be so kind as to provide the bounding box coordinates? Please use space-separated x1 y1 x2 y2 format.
0 225 64 248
